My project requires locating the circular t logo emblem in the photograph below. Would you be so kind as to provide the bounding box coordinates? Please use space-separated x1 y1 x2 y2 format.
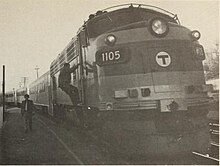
156 51 171 67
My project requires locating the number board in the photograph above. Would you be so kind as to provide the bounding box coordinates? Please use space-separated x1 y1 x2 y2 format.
95 47 130 66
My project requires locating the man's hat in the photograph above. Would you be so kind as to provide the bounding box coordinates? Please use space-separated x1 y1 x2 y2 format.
24 94 29 98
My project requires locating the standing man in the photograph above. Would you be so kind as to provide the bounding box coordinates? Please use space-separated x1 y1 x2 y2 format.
21 94 34 133
58 63 80 106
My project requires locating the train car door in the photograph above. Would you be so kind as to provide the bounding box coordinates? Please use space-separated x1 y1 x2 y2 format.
78 31 87 107
69 56 81 101
51 75 57 107
48 75 53 116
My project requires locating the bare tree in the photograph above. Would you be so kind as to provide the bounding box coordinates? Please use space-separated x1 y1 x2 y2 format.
204 42 219 80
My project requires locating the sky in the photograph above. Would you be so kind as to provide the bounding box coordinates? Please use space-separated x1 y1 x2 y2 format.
0 0 219 91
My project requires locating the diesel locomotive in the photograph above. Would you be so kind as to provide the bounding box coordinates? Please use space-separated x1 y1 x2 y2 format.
28 4 212 156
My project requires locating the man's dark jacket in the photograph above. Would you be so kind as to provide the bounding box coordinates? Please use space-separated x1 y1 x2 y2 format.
21 100 34 115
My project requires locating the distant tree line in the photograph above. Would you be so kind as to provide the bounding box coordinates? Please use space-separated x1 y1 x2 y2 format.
203 42 219 81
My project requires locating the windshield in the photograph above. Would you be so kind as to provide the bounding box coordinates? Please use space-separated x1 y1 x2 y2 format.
86 8 177 38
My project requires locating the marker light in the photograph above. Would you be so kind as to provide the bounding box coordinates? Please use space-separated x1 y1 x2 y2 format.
106 103 113 110
190 30 201 41
149 18 169 37
105 34 116 46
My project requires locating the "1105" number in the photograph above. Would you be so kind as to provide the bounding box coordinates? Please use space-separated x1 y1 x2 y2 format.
101 50 121 62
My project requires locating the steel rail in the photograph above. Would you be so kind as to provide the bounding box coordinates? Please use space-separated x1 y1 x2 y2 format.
192 151 219 162
209 123 219 127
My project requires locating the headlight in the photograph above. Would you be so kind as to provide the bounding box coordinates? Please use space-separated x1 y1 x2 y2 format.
149 18 169 37
105 34 116 46
190 30 201 41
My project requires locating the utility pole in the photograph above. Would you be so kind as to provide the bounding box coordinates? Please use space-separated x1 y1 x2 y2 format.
21 77 28 87
2 65 5 121
13 88 15 104
34 65 40 78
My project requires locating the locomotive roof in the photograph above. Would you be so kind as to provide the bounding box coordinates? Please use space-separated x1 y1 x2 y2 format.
86 3 178 23
50 4 179 75
85 4 179 38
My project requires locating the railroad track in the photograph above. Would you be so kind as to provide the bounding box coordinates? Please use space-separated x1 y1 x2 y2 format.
85 122 220 165
209 122 219 149
209 122 219 160
192 151 219 164
191 122 219 165
36 112 219 165
192 122 219 164
209 123 219 142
